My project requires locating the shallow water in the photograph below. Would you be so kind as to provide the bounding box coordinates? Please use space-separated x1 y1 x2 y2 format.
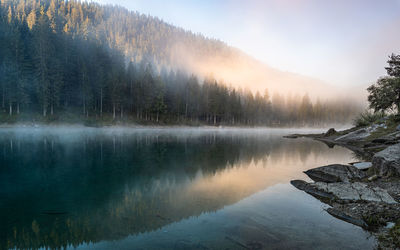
0 127 376 249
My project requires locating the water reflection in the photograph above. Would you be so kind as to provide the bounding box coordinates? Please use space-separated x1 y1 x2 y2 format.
0 128 372 249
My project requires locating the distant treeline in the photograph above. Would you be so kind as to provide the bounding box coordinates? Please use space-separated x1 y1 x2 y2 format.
0 0 361 125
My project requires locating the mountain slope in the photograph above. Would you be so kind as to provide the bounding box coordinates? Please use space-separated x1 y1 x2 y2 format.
7 0 346 98
0 0 362 125
86 3 345 98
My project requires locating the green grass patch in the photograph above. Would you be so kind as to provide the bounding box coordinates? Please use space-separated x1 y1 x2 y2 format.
366 116 399 142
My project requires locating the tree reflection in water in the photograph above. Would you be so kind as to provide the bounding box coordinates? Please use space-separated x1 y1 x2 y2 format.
0 128 355 250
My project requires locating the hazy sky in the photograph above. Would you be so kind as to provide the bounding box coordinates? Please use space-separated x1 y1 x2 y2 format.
93 0 400 87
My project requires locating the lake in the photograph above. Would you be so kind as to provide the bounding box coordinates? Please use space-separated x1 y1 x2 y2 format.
0 127 376 250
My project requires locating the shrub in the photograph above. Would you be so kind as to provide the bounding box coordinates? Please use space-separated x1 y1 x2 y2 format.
353 110 385 127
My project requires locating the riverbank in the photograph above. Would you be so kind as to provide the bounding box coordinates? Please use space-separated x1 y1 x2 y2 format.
287 117 400 249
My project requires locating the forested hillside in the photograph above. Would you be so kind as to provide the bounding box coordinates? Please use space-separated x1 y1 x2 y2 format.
0 0 361 126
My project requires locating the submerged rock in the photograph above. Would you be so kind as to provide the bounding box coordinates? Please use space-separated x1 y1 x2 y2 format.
372 143 400 176
304 164 367 183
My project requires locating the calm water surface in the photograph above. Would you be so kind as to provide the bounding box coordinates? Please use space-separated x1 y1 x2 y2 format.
0 127 376 249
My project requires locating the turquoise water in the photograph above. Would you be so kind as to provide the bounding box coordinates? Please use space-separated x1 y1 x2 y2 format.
0 128 376 249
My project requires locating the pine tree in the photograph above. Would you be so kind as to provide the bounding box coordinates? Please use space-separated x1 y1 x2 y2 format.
33 6 53 117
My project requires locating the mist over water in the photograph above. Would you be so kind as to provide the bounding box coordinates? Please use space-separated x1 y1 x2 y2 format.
0 128 376 249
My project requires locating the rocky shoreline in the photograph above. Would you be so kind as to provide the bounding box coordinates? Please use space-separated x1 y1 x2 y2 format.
286 122 400 249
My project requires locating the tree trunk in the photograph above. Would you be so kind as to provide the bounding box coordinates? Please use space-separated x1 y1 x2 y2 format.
2 87 4 109
214 114 216 125
120 105 123 118
9 103 12 116
43 105 47 117
113 104 116 119
156 112 159 122
17 103 20 114
100 88 103 117
51 104 54 115
130 80 134 112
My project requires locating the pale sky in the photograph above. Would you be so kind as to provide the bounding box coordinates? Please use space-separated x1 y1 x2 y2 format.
93 0 400 87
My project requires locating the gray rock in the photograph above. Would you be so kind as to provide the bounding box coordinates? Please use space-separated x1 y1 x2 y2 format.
335 128 370 142
304 164 367 183
352 162 372 170
372 133 399 145
392 131 400 139
290 180 308 190
385 222 396 229
335 124 386 142
372 143 400 176
292 180 397 204
290 180 336 200
314 182 397 204
327 208 368 228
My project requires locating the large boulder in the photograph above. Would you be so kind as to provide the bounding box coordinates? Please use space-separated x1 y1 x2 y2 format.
372 143 400 176
304 164 367 183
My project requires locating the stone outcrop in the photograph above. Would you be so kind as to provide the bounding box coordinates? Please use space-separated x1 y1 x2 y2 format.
290 180 336 201
291 180 397 204
314 182 397 204
304 164 367 183
372 132 400 145
372 143 400 176
287 123 400 249
335 128 371 142
335 124 386 143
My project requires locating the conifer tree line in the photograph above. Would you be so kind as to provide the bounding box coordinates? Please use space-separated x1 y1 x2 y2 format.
0 0 361 125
